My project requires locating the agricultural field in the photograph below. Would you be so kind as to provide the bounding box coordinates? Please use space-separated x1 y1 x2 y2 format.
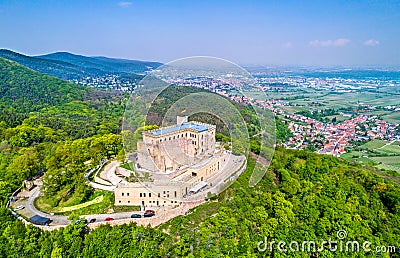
247 86 400 123
382 111 400 123
371 156 400 173
360 139 388 150
342 139 400 173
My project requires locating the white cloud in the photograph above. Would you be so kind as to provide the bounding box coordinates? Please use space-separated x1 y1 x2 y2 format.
118 1 132 7
363 39 379 46
309 38 350 47
282 42 293 49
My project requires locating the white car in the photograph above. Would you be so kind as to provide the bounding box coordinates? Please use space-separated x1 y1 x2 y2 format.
14 205 25 211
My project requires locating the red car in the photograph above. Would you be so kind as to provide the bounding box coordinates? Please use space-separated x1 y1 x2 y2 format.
105 217 114 222
144 210 155 215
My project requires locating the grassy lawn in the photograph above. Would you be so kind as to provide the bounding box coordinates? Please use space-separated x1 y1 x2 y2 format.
120 161 134 171
35 190 141 216
58 195 104 212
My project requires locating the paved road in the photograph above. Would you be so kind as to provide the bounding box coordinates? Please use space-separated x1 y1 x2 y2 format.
24 186 156 226
26 186 70 225
21 154 247 228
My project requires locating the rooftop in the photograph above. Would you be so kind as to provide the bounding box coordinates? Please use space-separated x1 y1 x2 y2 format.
148 122 211 136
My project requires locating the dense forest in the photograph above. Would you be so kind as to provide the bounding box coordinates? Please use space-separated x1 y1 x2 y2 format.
0 149 399 257
0 58 399 257
0 58 125 206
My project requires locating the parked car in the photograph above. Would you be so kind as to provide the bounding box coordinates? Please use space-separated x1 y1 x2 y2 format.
144 213 154 218
131 214 142 218
105 217 114 221
14 205 24 211
144 210 155 215
89 218 97 223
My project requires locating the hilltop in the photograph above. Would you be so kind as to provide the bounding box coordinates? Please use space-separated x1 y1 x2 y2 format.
0 49 161 81
0 60 399 257
38 52 161 74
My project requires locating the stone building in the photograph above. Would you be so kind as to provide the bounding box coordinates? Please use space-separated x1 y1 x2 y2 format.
137 116 216 172
115 116 230 209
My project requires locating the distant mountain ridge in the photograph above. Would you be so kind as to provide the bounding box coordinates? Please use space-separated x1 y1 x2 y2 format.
38 52 161 74
0 49 162 81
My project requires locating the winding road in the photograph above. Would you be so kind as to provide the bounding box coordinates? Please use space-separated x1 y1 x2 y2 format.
26 186 70 225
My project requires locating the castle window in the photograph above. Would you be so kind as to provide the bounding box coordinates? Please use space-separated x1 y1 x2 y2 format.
122 193 124 196
174 191 177 198
128 201 130 204
158 193 160 197
140 193 142 197
143 193 146 197
149 193 152 197
119 200 121 203
127 193 130 197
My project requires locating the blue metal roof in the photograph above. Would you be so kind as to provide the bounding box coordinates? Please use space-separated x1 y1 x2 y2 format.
148 122 211 136
30 215 50 225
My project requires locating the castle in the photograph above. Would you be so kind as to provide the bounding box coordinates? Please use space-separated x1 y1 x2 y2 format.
114 116 226 209
136 116 216 172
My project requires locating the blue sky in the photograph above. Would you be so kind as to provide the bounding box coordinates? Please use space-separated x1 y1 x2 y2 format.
0 0 399 66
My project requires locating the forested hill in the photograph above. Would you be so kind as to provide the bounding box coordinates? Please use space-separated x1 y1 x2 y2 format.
0 49 107 81
0 57 398 256
0 49 161 81
0 148 399 257
38 52 162 74
0 57 89 126
0 57 125 202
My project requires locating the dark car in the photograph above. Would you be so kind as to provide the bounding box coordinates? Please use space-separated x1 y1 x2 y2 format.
89 218 96 223
131 214 142 218
144 213 154 218
105 217 114 222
